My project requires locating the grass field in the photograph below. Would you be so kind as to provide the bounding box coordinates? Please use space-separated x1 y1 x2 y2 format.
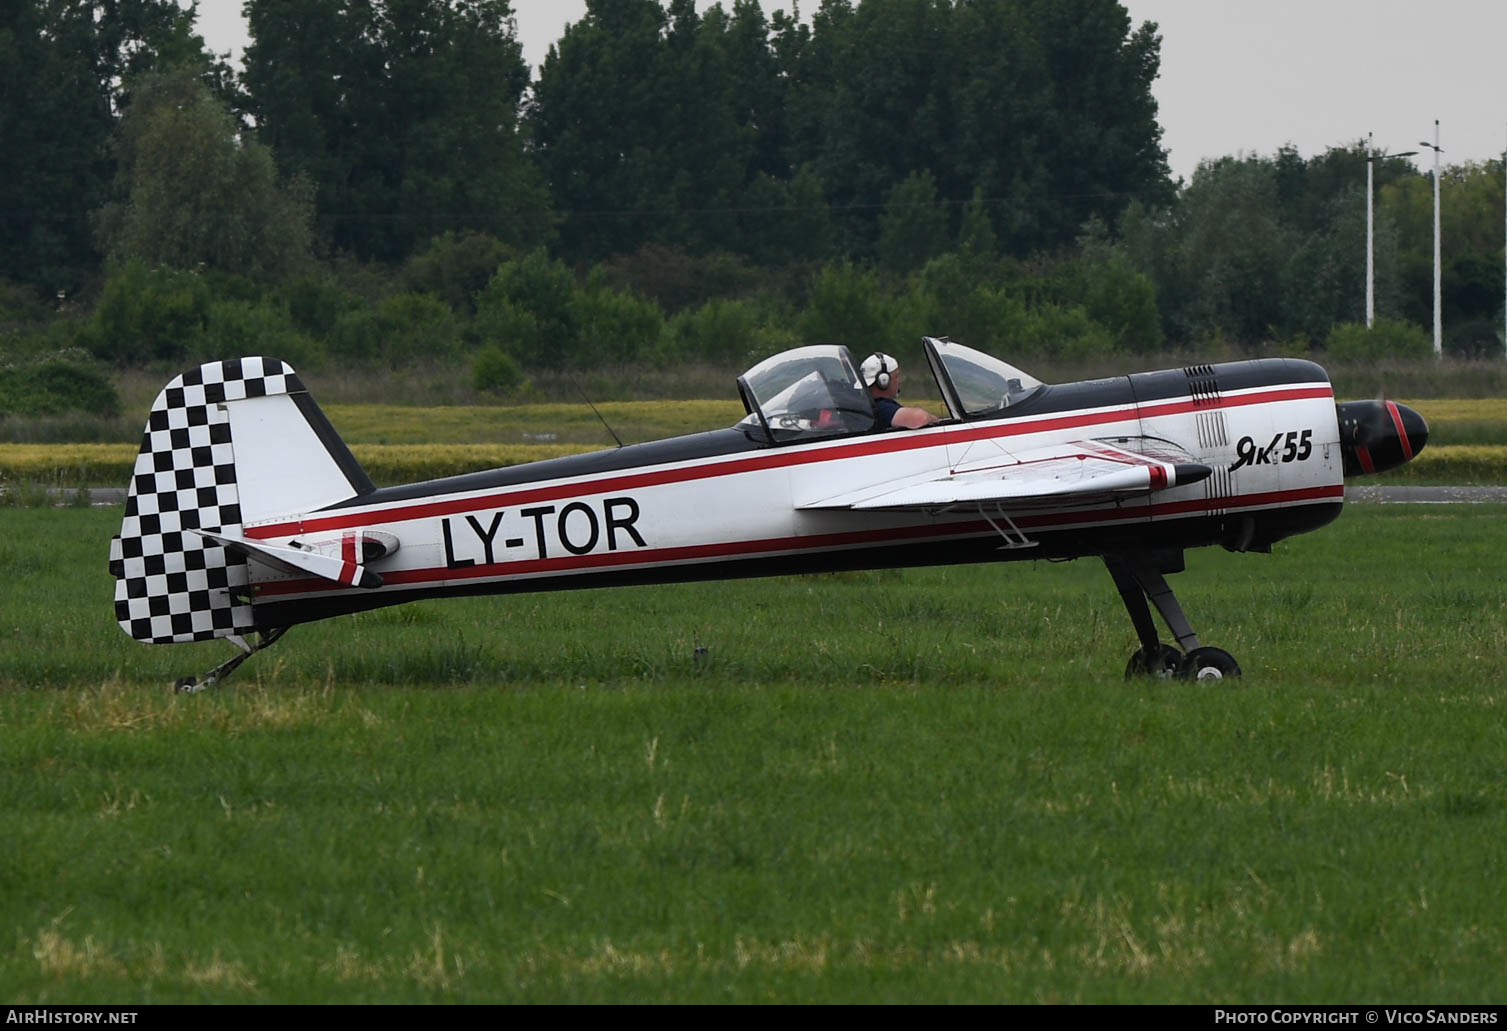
2 505 1506 1002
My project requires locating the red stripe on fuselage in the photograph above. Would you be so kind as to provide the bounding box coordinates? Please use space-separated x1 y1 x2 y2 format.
254 484 1344 598
245 384 1335 540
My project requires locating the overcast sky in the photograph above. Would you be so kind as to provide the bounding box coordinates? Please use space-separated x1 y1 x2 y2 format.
190 0 1507 182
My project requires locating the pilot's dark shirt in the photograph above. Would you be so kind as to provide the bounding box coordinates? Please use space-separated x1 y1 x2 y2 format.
872 396 901 430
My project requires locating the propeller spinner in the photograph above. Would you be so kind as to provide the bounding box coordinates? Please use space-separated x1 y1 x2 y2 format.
1336 400 1429 476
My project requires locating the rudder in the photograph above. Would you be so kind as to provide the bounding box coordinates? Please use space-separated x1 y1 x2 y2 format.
109 356 372 644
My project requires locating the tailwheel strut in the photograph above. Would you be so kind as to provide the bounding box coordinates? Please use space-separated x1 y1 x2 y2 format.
174 627 290 693
1103 552 1241 681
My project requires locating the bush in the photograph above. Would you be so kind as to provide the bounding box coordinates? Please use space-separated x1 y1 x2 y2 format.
329 293 458 369
966 289 1030 357
195 300 326 370
81 261 211 365
377 293 460 368
665 298 762 364
0 279 52 329
1443 317 1502 361
597 245 759 314
472 299 545 367
0 359 119 417
1057 254 1164 354
475 251 578 368
798 263 888 350
471 345 527 395
879 283 939 368
282 276 359 338
1324 318 1431 362
328 306 384 364
0 320 82 365
403 231 513 314
1016 303 1117 363
573 283 665 366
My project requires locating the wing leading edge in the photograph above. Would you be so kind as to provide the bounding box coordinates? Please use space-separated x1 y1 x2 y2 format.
800 439 1212 512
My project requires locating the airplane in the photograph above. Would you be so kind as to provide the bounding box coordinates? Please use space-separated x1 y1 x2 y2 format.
107 339 1428 690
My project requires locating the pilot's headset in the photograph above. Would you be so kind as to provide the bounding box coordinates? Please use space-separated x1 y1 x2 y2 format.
863 352 896 391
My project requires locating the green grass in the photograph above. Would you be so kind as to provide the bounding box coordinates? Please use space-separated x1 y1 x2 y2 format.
2 507 1506 1002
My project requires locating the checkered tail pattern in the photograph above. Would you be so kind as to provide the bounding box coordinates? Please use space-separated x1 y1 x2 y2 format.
109 357 304 644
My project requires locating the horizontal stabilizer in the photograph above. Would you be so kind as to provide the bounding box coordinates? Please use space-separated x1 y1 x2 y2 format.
192 528 384 590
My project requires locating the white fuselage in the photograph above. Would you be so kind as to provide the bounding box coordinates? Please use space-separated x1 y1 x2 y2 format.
243 372 1342 624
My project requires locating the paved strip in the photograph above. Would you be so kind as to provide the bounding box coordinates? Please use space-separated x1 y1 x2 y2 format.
1345 486 1507 504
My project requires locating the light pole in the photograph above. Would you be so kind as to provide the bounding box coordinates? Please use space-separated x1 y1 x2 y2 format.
1419 120 1444 358
1366 132 1416 328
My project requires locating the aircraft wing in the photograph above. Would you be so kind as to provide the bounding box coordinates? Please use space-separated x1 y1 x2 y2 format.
800 439 1212 512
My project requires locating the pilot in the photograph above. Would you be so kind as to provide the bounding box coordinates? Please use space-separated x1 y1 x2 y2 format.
861 352 939 431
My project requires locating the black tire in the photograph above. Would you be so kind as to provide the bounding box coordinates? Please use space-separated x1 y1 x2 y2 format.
1125 643 1183 678
1178 647 1242 682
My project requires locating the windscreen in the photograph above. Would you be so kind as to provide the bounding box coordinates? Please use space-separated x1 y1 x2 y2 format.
930 339 1043 417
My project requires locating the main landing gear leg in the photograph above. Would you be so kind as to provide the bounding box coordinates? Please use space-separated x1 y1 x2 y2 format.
1103 553 1241 681
174 627 290 693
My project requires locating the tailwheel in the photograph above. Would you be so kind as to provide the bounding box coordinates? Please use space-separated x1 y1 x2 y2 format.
171 627 290 693
1178 647 1241 682
1125 643 1183 679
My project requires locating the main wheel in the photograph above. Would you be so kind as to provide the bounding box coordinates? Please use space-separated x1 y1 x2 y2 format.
1178 647 1241 681
1125 643 1183 678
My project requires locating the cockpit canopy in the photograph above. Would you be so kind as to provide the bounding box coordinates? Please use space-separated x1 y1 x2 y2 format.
737 345 875 443
734 338 1046 444
923 337 1043 418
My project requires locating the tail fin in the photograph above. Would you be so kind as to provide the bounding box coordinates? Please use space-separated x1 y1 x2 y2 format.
109 357 373 644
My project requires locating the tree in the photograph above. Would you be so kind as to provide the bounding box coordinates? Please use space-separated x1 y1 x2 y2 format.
242 0 552 264
1124 144 1418 350
474 249 580 368
1383 160 1505 353
780 0 1171 258
784 0 959 255
529 0 1171 266
1141 156 1295 347
739 165 834 266
94 68 314 281
0 0 221 293
877 170 948 275
956 187 998 260
531 0 772 261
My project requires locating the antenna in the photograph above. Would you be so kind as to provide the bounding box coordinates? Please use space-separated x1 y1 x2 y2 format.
568 373 624 449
